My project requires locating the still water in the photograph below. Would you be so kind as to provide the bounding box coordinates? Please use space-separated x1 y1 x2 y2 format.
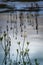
0 53 43 65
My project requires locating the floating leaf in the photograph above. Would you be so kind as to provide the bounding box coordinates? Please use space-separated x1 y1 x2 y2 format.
9 41 11 46
24 52 27 56
4 31 7 37
0 37 3 41
18 61 20 64
6 25 8 31
10 27 13 30
17 42 20 45
20 51 24 55
23 61 26 65
27 61 30 64
25 48 29 53
27 42 30 45
16 49 18 52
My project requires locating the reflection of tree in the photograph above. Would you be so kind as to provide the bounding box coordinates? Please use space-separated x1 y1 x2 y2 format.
16 31 39 65
16 31 32 65
0 31 11 65
0 11 40 65
17 41 32 65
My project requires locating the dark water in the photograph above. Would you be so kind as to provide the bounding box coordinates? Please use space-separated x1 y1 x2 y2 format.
0 53 43 65
31 59 43 65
